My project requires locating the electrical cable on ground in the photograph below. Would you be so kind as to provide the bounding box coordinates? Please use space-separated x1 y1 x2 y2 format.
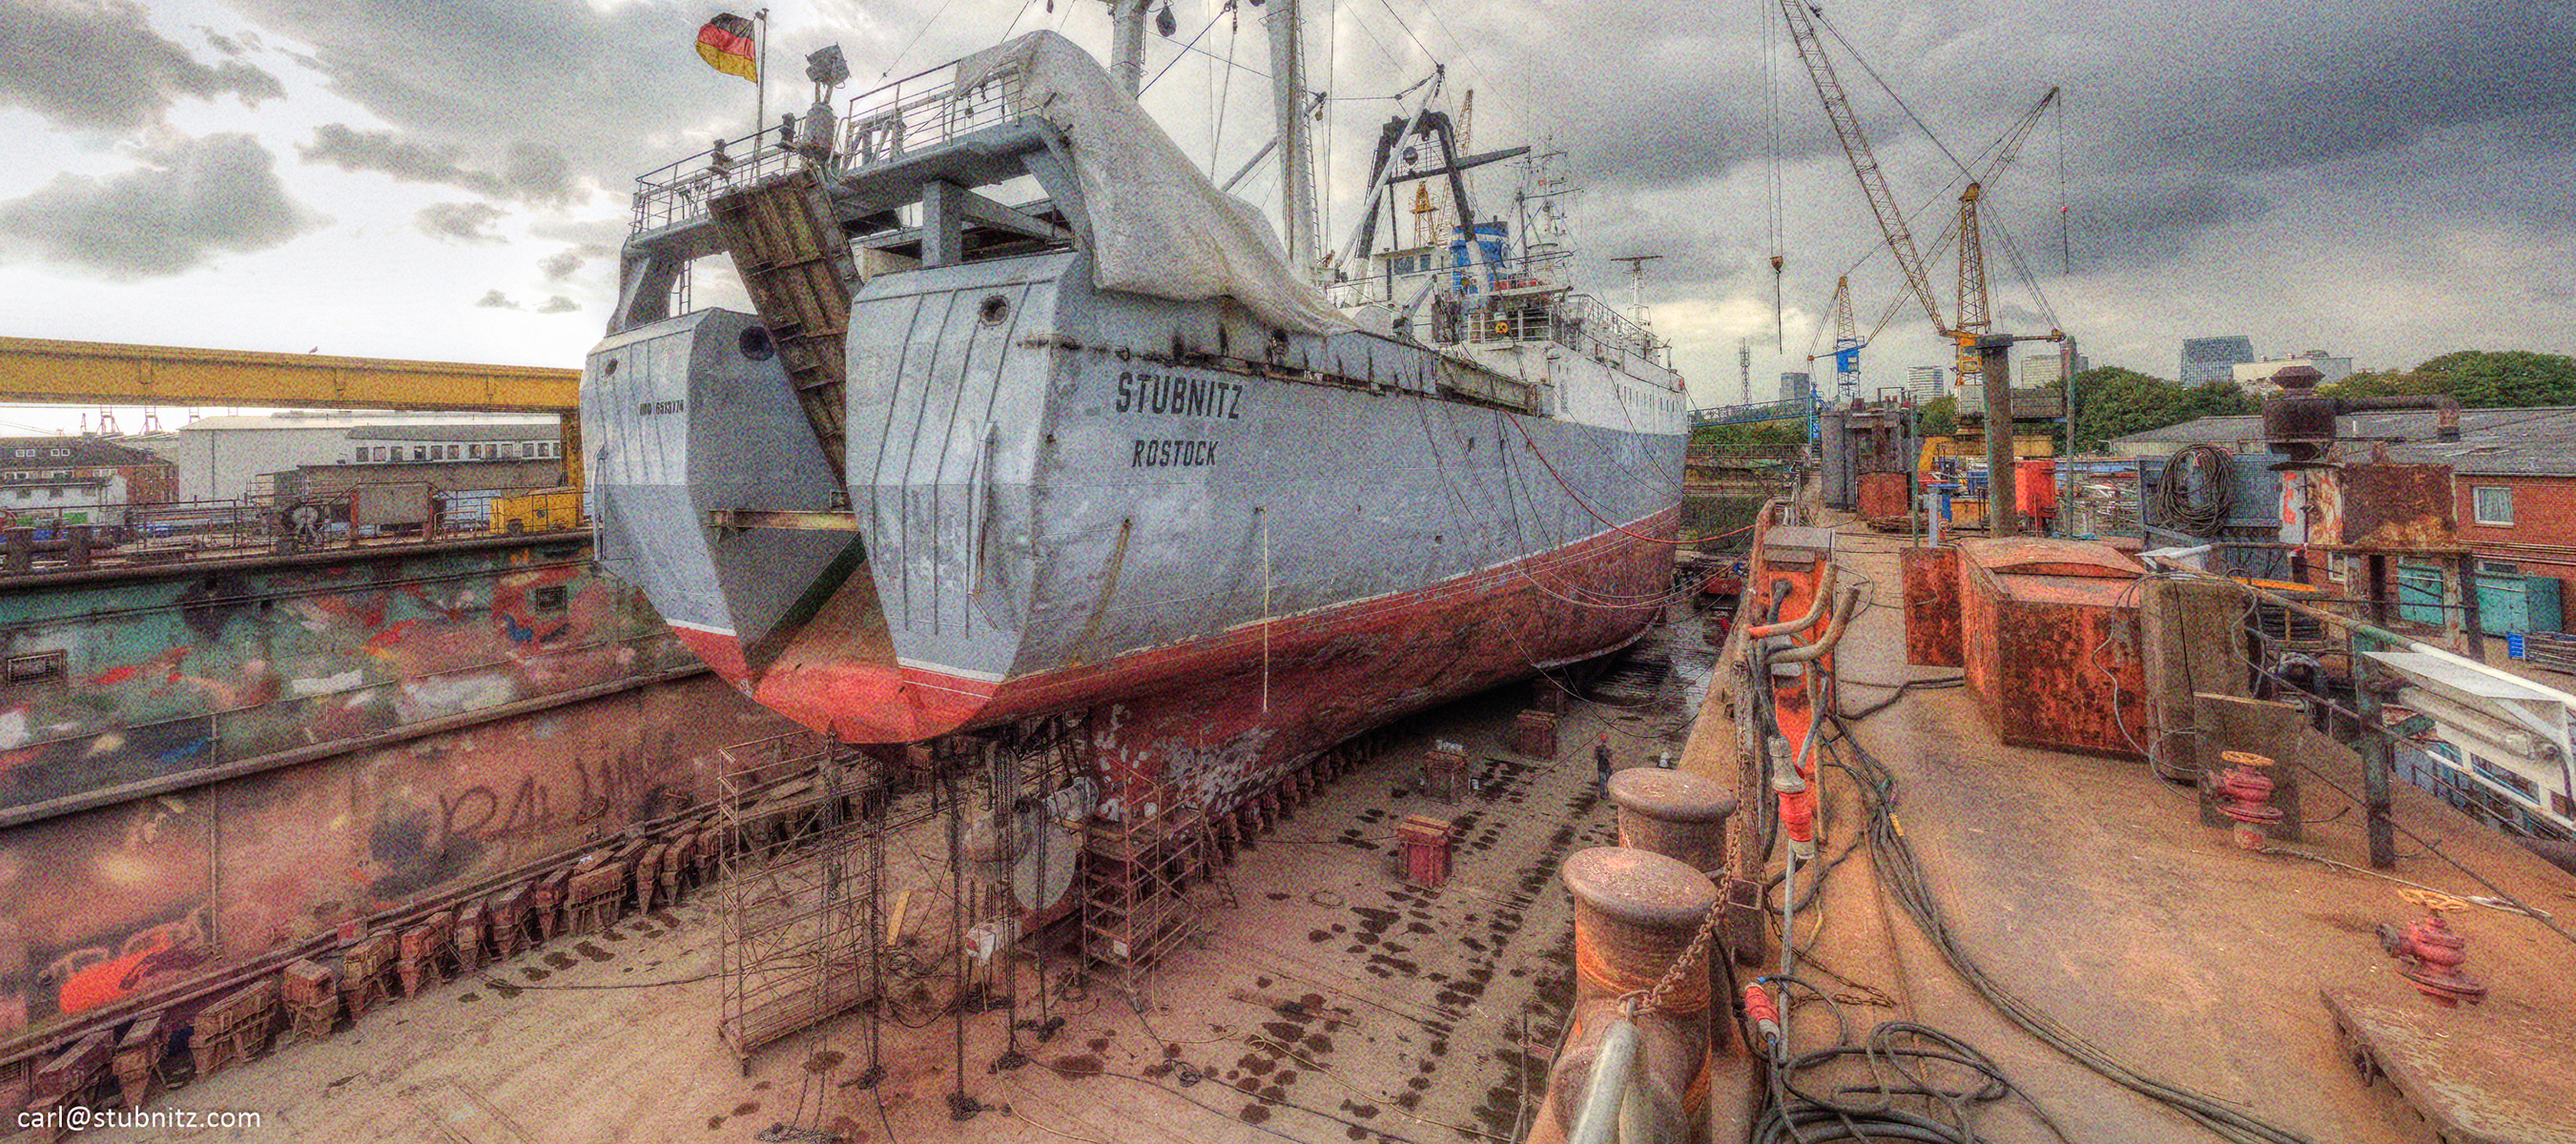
1821 713 2330 1144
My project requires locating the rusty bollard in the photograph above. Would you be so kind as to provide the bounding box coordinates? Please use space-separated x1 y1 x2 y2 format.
1608 769 1738 875
1531 847 1721 1144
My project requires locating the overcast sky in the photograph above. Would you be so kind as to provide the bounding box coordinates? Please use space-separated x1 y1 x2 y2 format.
2 0 2568 419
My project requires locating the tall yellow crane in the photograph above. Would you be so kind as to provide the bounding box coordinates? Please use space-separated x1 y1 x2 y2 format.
1927 91 2057 391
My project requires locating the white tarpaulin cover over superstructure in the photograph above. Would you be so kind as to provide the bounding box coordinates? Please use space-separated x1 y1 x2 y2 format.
956 31 1352 336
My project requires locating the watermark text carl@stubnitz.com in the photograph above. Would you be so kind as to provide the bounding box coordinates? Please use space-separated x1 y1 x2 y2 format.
19 1106 263 1133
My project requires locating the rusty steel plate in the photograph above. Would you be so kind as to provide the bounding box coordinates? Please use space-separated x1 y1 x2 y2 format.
1902 546 1964 668
1958 536 2143 580
2324 988 2576 1144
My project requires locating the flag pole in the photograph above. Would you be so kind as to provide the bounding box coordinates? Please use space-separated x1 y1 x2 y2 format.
755 8 770 147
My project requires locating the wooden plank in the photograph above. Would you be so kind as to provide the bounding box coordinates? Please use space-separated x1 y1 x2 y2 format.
882 889 912 949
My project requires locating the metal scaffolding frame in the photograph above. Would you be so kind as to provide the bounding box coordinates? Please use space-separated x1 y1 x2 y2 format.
713 730 883 1070
1080 772 1219 1008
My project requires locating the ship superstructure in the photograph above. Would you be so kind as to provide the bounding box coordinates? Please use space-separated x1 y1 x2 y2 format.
585 26 1687 807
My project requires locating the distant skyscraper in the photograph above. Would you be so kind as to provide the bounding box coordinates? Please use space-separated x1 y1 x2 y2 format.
1906 365 1944 401
2024 353 2066 386
1782 372 1812 403
2018 350 2091 386
2179 336 2255 384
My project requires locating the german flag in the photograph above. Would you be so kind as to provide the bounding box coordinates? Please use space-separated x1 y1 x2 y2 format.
696 12 759 83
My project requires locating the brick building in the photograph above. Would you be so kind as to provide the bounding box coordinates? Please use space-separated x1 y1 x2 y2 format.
2112 407 2576 631
0 437 179 526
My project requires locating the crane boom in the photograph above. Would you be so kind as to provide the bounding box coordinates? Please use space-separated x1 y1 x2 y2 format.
1909 88 2056 305
1777 0 1945 336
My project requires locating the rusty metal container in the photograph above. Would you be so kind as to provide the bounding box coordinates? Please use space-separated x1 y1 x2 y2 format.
1956 538 2151 758
2282 463 2458 552
1397 815 1454 889
1857 471 1911 521
1607 770 1737 874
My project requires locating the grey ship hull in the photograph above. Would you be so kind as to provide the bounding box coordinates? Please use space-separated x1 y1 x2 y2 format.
588 249 1688 803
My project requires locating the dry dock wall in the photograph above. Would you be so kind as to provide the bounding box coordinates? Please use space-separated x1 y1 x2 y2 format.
0 537 796 1044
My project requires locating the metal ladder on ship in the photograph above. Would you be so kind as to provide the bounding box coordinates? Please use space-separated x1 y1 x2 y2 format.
708 171 858 480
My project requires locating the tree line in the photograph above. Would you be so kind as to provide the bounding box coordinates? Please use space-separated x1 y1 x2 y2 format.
1903 349 2576 452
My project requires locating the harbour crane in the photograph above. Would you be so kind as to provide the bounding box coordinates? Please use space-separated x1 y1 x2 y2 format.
1775 0 2061 395
1776 0 1942 336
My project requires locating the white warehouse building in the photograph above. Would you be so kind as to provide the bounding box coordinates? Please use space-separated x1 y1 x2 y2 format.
125 411 561 501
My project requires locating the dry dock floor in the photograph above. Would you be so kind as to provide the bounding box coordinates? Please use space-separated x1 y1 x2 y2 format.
1686 525 2576 1144
93 618 1720 1143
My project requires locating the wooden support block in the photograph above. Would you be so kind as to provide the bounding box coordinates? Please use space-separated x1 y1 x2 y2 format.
883 890 914 950
189 979 277 1078
531 868 571 942
280 960 340 1045
112 1013 163 1110
341 932 399 1021
32 1029 110 1107
453 904 487 972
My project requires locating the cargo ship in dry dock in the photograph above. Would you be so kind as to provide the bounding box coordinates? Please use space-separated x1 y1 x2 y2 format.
586 30 1689 804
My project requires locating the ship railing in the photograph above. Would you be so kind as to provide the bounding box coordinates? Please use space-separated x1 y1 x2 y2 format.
1323 250 1569 317
630 125 807 235
835 56 1034 173
629 55 1037 237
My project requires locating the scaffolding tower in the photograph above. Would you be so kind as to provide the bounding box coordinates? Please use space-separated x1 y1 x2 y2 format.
714 731 882 1070
1080 775 1213 1007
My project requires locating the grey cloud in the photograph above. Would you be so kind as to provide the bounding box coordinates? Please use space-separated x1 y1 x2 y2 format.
299 124 581 206
0 0 286 133
474 289 521 309
417 201 508 243
201 28 243 55
1461 0 2576 284
538 250 586 280
2070 181 2267 270
535 296 580 314
500 143 578 206
0 132 321 277
235 0 755 199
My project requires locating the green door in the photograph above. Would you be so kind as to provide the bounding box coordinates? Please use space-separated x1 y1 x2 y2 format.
2396 562 2445 626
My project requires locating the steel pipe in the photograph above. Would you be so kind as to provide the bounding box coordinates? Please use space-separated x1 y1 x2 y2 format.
1770 584 1863 664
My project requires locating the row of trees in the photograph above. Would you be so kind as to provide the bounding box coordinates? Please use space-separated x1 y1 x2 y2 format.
2319 350 2576 408
1903 350 2576 452
1686 350 2576 454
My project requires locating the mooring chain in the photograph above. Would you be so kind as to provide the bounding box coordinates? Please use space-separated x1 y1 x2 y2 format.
1624 900 1724 1018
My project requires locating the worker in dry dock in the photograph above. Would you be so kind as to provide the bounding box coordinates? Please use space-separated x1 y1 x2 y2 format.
1595 732 1615 792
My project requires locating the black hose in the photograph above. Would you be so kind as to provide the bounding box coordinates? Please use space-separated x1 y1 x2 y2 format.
1753 1016 2070 1143
1835 675 1966 722
1821 715 2326 1144
2153 443 2237 537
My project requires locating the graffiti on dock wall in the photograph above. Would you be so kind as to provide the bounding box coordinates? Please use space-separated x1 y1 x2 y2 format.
0 541 698 814
0 672 786 1034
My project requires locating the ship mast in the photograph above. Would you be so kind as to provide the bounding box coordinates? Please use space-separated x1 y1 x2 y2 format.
1106 0 1150 95
1267 0 1317 272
